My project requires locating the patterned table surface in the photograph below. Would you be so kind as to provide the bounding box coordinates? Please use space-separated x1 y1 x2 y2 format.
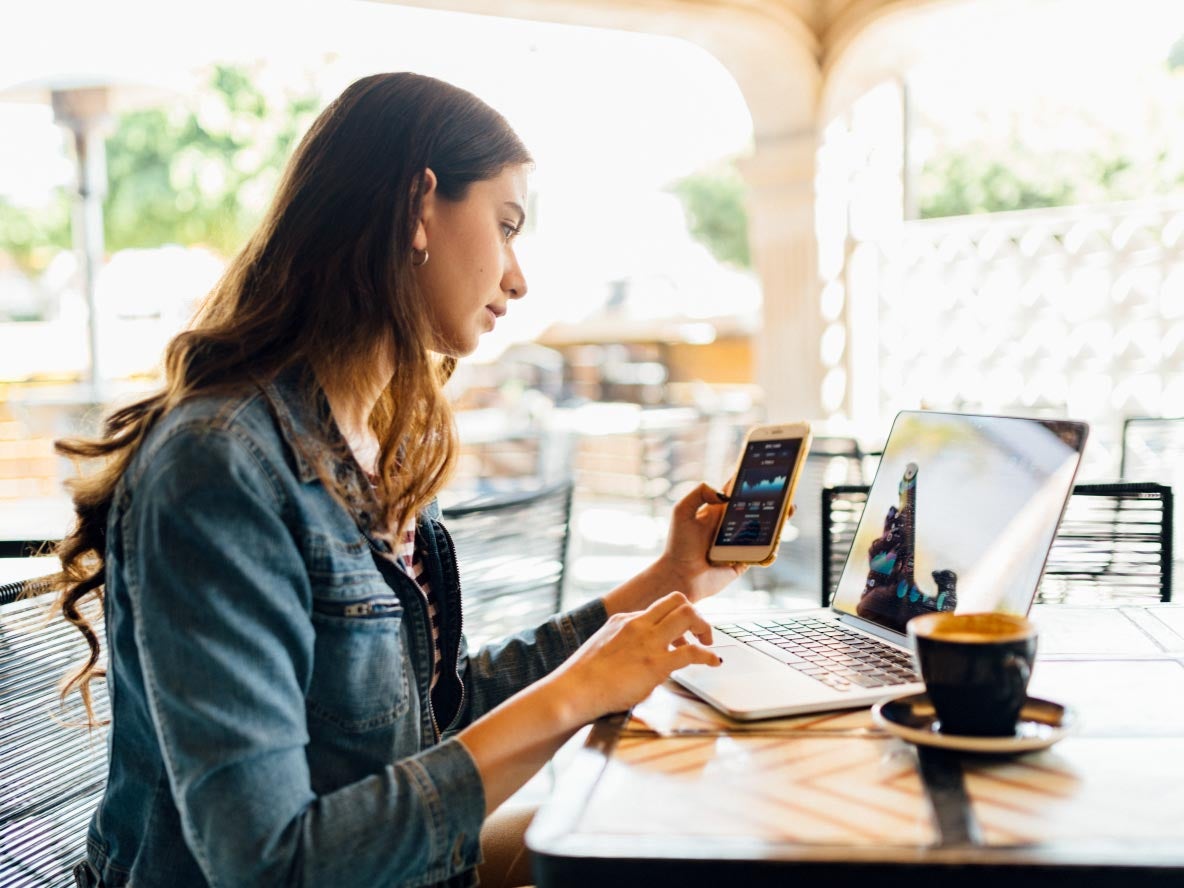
528 605 1184 885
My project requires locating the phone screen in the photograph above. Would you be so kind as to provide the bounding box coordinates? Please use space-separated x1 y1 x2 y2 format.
713 438 803 548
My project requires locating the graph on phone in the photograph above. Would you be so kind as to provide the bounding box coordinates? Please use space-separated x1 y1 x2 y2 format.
713 438 803 548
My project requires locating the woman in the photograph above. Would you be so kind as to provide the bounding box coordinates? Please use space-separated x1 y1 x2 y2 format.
54 72 742 888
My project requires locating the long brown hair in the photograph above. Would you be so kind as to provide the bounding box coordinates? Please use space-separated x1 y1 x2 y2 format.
53 72 532 724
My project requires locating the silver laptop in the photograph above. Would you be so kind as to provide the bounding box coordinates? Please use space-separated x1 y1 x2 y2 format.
673 410 1089 721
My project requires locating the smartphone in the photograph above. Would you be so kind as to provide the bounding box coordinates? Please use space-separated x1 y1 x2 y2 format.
707 422 812 566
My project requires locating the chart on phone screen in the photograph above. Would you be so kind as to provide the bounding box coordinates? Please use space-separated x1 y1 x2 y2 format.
714 439 801 547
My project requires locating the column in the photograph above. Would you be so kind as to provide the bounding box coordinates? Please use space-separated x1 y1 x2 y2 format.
739 131 825 422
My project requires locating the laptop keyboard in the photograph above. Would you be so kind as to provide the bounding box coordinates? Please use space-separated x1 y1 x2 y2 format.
714 617 919 693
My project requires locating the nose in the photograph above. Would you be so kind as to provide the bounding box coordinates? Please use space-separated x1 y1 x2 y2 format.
502 248 527 301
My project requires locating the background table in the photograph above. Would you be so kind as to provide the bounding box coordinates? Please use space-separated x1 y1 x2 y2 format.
527 605 1184 887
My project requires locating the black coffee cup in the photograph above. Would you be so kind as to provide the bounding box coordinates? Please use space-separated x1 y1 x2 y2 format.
907 612 1037 737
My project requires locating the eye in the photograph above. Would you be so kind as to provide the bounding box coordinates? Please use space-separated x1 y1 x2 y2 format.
500 222 522 242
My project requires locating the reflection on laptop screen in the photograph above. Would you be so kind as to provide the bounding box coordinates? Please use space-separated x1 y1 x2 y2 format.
831 412 1088 634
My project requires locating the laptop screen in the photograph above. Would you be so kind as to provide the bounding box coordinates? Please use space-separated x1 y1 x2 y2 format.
831 411 1088 635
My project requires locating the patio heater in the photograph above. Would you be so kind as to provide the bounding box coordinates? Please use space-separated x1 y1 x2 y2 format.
0 75 165 401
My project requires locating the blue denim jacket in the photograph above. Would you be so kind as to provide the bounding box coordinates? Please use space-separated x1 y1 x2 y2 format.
86 367 607 887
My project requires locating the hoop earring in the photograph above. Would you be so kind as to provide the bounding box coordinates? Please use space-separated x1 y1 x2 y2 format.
411 248 429 267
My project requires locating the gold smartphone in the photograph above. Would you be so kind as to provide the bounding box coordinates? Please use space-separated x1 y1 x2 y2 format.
707 422 812 566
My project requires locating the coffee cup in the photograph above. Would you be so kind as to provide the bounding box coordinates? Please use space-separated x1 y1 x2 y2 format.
907 612 1037 737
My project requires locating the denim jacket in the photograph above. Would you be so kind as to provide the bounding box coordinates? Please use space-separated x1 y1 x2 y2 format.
86 367 607 888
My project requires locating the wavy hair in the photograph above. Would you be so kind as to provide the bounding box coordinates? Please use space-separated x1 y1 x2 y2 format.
52 73 532 725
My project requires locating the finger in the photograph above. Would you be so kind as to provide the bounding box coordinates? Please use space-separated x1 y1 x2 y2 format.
670 642 723 670
640 590 691 625
671 481 730 524
654 600 713 646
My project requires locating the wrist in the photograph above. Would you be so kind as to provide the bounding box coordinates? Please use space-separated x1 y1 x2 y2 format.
602 560 671 615
535 666 592 731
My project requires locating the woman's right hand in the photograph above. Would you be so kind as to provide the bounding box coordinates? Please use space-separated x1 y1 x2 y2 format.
550 591 723 724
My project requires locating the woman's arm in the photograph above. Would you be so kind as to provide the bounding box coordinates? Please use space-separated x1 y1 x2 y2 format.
457 590 720 814
602 482 748 615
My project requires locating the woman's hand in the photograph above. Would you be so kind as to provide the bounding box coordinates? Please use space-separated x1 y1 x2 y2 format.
458 591 723 813
601 483 796 615
550 591 722 724
656 482 747 603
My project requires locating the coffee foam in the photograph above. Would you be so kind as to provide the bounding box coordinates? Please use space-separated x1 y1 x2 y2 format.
909 612 1034 644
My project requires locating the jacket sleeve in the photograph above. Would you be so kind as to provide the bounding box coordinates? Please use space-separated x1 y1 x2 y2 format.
123 424 484 888
451 596 608 728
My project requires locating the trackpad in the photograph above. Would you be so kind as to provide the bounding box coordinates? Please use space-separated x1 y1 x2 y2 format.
674 643 832 708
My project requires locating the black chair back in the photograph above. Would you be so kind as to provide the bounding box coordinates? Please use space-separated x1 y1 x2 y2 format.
821 482 1173 607
0 580 109 888
442 480 574 648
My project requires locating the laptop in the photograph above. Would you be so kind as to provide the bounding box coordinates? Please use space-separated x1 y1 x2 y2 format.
673 410 1089 721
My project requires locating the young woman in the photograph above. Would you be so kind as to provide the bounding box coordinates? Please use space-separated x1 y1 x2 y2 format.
54 73 743 888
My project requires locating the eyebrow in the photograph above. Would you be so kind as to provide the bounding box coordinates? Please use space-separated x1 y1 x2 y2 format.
504 201 527 228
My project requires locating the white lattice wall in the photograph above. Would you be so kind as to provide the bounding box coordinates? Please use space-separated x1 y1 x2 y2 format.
868 198 1184 478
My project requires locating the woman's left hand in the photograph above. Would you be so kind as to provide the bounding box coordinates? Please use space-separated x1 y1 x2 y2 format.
601 482 796 617
656 482 794 604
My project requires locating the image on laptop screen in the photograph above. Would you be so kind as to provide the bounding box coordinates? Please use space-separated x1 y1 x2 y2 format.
831 412 1088 634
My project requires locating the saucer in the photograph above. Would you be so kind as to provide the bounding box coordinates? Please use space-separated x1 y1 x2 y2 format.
872 692 1077 754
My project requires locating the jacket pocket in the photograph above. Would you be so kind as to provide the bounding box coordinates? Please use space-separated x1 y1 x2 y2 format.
307 596 412 732
303 529 412 731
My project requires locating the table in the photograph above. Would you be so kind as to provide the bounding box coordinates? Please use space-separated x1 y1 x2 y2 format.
526 605 1184 886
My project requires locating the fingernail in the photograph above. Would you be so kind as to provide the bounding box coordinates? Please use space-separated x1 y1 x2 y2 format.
715 491 730 503
716 656 724 665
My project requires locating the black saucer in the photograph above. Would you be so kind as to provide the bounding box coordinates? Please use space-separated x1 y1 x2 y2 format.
872 692 1077 753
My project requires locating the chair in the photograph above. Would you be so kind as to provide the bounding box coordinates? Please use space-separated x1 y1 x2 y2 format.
821 482 1173 607
442 479 574 649
0 577 110 888
0 541 58 560
1121 416 1184 583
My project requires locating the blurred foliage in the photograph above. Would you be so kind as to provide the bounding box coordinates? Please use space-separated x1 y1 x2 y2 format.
918 134 1184 219
104 65 318 255
0 64 318 274
919 40 1184 218
0 192 71 273
669 165 751 268
918 143 1080 218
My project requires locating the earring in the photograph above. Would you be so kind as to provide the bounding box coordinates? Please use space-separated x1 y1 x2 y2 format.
411 248 429 267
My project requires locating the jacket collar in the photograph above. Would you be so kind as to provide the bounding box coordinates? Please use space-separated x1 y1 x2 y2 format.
259 363 393 540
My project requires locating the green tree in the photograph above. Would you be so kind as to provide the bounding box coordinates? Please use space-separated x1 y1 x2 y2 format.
104 64 319 255
669 165 751 268
0 63 318 274
0 192 71 274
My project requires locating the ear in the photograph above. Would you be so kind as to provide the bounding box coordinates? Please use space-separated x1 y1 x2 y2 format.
412 168 438 251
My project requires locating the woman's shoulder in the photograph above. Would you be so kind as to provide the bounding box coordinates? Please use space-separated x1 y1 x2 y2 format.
130 387 290 489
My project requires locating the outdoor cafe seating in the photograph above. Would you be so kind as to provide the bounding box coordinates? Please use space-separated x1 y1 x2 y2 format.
2 412 1184 887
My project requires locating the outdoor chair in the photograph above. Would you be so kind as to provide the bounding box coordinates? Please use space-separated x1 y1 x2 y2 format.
1121 415 1184 581
0 576 109 888
0 540 57 560
442 479 574 649
821 482 1173 607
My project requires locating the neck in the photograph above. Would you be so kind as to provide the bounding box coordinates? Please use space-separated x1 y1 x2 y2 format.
321 376 387 474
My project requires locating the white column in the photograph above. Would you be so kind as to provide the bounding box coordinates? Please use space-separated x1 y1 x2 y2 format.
739 131 825 422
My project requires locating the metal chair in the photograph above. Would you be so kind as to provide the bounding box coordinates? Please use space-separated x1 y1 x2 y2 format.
0 577 109 888
1121 416 1184 585
442 479 574 649
821 482 1173 607
0 541 58 560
